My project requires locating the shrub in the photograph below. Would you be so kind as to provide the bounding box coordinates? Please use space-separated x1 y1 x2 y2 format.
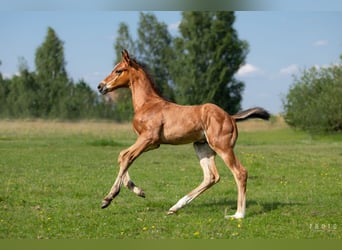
283 58 342 133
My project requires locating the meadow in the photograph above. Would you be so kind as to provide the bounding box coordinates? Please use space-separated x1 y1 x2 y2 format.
0 118 341 239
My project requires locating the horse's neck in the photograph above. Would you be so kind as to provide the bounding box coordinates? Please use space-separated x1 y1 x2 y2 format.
129 72 162 112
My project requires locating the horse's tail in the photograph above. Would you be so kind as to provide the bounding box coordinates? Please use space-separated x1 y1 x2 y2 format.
232 107 270 122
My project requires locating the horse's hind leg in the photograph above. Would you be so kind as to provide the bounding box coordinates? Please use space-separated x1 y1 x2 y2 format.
216 147 247 219
168 142 220 214
204 116 247 219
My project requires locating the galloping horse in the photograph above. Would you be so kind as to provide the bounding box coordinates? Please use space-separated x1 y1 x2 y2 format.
97 50 270 218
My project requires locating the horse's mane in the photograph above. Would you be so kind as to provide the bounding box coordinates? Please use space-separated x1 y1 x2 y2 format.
129 57 165 99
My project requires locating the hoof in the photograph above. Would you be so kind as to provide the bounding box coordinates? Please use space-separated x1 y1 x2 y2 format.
224 212 244 219
167 210 177 215
101 198 112 209
139 190 146 198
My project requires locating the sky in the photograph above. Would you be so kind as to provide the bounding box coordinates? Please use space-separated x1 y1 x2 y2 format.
1 8 341 114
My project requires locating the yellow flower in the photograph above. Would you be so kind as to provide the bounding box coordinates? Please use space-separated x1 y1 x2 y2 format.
193 231 200 236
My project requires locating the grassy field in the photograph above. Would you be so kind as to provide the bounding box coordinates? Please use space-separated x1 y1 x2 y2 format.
0 118 341 239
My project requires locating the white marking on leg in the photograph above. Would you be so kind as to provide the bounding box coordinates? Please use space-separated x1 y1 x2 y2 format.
225 211 245 219
168 143 219 215
168 195 192 213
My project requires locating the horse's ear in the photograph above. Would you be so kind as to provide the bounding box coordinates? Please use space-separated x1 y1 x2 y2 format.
121 49 130 63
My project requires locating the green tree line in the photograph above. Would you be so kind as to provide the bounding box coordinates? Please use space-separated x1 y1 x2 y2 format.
0 27 117 120
1 12 249 121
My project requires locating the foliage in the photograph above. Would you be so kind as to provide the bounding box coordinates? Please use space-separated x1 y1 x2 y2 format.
115 22 137 59
112 13 176 121
35 27 67 81
172 12 248 114
5 67 39 118
112 22 135 121
283 59 342 133
1 12 249 120
0 27 117 120
113 11 247 115
34 27 69 118
136 12 175 101
0 73 10 115
0 120 341 239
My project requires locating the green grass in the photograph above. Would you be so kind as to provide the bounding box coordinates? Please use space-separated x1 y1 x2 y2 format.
0 120 341 239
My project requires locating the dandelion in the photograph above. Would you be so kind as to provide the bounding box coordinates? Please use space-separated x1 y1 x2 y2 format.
142 226 148 231
193 231 200 236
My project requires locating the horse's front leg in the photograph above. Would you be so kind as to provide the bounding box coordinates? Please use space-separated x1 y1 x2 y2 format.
123 172 145 198
101 137 154 209
121 143 160 198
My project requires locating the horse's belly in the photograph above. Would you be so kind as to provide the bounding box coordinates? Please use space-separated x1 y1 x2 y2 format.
161 128 206 145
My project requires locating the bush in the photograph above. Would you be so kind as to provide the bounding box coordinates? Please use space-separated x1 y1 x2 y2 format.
283 59 342 133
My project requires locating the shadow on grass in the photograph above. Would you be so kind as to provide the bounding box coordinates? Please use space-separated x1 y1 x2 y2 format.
191 198 304 217
87 138 129 147
253 200 304 215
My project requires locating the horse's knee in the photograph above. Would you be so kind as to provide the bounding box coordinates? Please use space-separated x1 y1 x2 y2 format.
118 150 126 164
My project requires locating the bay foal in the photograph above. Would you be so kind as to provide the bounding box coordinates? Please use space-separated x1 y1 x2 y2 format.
97 50 269 218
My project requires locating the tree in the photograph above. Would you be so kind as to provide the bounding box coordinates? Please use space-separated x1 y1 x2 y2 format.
0 27 122 121
115 22 137 61
112 15 176 121
283 58 342 133
35 27 69 117
113 22 136 120
59 79 98 119
172 12 248 114
0 61 10 117
136 12 175 101
6 58 39 118
35 27 67 81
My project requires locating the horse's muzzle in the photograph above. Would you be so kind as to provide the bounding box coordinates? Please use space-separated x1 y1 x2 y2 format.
97 82 108 95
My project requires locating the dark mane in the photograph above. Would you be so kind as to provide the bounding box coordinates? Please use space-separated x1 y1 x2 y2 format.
130 57 167 100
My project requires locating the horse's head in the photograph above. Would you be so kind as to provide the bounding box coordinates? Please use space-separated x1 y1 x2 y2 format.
98 49 132 95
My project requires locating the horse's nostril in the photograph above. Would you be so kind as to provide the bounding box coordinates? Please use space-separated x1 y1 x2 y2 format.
97 83 107 95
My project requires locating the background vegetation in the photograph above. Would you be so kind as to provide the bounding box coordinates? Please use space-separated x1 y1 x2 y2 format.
283 57 342 133
0 27 115 120
0 12 247 121
0 119 341 239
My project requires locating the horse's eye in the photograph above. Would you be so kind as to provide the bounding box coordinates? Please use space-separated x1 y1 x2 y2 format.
115 70 123 75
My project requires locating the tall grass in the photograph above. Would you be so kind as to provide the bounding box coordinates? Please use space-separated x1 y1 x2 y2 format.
0 119 341 239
